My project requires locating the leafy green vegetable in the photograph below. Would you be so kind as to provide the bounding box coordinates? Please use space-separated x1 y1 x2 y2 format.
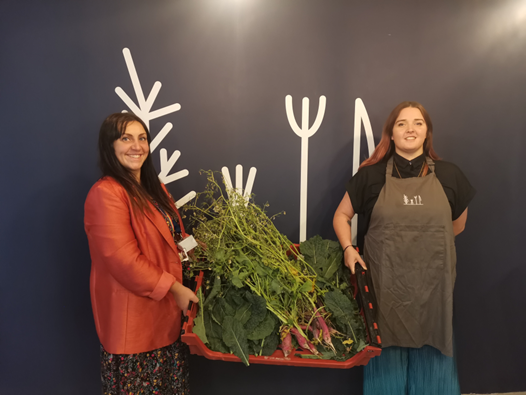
244 292 267 332
204 311 230 353
260 331 280 356
184 171 319 328
232 270 250 288
208 336 230 354
300 235 343 282
248 339 261 356
193 287 208 344
247 311 277 341
212 298 234 324
298 279 314 293
184 171 368 363
234 303 252 325
324 289 363 343
222 316 250 366
203 275 221 309
354 338 367 353
204 311 221 339
193 315 208 345
225 288 246 308
270 278 283 295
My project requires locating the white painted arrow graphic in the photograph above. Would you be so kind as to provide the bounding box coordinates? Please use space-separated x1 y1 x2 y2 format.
115 48 181 130
114 47 194 207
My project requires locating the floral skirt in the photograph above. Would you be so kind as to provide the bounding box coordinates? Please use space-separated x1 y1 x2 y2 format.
100 340 190 395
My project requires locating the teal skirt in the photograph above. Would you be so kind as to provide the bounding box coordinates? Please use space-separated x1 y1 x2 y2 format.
363 346 461 395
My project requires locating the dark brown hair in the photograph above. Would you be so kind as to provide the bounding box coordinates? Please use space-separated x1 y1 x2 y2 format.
359 101 440 175
98 112 177 218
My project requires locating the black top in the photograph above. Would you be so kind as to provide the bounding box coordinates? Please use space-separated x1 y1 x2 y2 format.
346 153 476 251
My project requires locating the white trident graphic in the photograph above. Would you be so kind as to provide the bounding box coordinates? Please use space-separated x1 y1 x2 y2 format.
285 95 327 242
114 48 196 208
221 165 257 206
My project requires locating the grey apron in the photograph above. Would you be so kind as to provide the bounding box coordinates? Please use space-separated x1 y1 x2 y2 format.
364 157 456 357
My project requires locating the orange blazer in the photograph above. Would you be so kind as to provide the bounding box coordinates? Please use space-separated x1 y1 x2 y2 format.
84 177 186 354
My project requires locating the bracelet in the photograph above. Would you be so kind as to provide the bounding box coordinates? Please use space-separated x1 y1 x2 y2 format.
343 245 354 253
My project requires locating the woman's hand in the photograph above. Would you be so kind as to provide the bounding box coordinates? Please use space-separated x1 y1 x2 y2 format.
333 192 367 274
344 246 367 274
169 281 199 315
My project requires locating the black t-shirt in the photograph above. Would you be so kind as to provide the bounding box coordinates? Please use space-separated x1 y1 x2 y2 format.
346 153 476 251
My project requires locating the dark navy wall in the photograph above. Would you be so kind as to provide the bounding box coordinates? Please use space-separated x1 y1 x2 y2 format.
1 0 525 394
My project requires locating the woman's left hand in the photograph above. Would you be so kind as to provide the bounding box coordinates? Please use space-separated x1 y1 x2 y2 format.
169 281 199 315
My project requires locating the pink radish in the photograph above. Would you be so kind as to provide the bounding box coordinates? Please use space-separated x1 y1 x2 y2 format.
310 323 321 340
316 311 335 352
279 329 293 357
300 324 320 340
290 328 319 355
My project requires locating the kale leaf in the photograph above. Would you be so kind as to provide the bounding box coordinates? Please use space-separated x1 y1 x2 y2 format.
244 292 267 332
300 235 342 282
222 316 250 366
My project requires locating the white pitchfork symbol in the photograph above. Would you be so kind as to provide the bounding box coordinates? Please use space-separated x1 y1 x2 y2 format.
222 165 257 206
285 94 327 242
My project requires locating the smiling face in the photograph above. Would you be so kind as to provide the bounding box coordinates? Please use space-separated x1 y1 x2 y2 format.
391 107 428 159
113 121 149 180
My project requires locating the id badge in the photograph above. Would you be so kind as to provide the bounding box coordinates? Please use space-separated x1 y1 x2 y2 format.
177 235 198 262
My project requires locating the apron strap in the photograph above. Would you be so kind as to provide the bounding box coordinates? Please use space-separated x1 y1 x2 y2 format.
426 156 435 173
386 157 394 177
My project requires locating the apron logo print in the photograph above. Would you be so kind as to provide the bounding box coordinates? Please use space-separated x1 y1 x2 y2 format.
403 194 423 206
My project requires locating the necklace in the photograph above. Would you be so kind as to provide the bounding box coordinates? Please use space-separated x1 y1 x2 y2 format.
394 161 425 179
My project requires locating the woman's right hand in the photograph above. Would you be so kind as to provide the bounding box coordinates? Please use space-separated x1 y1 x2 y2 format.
344 246 367 274
333 193 367 275
169 281 199 315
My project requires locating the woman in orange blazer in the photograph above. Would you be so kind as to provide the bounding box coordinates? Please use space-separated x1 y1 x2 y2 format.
84 112 198 395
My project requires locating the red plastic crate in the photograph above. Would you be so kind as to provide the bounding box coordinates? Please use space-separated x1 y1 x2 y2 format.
181 270 382 369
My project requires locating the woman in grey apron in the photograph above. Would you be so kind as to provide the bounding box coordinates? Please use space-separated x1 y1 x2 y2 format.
333 101 475 395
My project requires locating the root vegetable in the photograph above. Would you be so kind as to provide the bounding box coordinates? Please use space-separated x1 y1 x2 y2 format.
290 327 319 355
316 311 335 352
279 329 293 357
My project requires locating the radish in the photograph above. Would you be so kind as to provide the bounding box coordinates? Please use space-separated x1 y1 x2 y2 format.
290 327 319 355
300 324 321 342
316 311 335 352
279 329 293 357
310 323 321 341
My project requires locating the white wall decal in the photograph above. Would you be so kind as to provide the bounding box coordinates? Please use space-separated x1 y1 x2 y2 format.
174 190 197 209
351 98 376 245
150 122 173 152
221 165 257 206
115 48 195 207
285 95 327 242
115 48 181 130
